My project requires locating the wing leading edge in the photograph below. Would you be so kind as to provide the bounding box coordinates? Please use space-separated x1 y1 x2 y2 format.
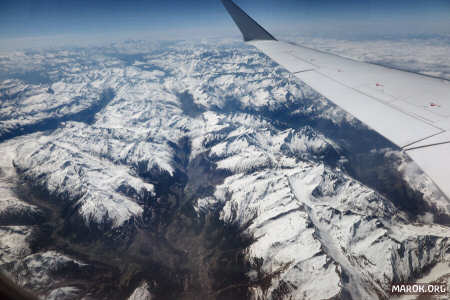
220 0 450 199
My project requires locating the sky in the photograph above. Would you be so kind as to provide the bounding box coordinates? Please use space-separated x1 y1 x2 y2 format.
0 0 449 50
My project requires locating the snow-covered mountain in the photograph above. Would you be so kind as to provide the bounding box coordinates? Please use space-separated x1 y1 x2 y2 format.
0 38 449 299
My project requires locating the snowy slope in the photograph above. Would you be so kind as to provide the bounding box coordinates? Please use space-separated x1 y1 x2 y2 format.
198 142 448 299
0 38 448 299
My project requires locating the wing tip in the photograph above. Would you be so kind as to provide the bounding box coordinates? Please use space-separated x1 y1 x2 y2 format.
220 0 277 42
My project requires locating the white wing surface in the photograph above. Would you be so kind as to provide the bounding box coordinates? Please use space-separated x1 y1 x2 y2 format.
221 0 450 199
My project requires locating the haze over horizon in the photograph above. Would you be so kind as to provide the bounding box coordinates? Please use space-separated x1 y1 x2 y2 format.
1 0 449 51
1 1 450 299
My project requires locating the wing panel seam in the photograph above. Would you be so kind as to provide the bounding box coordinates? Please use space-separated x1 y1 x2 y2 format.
293 69 315 74
401 131 446 150
405 140 450 151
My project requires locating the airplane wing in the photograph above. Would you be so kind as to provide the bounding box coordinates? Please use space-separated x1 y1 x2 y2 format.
220 0 450 199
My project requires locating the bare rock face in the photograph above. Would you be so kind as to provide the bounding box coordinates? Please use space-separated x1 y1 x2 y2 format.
0 38 448 299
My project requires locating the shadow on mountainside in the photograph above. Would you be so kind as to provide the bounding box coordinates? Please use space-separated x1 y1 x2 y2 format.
0 88 115 143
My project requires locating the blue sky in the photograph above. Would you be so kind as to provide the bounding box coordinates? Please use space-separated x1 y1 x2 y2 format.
0 0 449 49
